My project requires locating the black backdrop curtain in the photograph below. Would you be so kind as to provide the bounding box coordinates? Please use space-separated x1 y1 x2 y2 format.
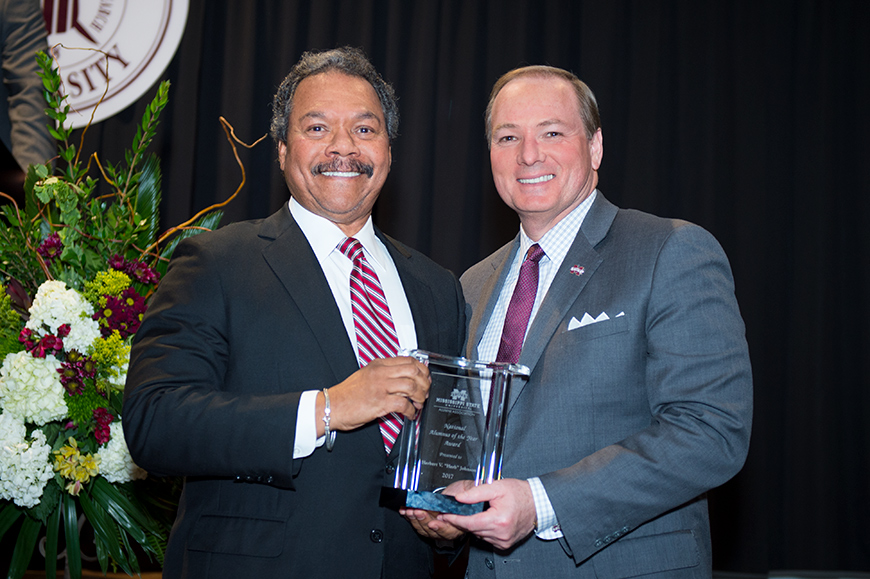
78 0 869 573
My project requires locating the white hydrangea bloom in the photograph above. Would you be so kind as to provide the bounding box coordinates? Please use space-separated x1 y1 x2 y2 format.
0 351 67 425
25 280 100 353
0 413 54 508
97 421 146 483
0 411 25 443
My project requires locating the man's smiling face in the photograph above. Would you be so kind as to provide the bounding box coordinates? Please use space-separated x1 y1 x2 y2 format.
489 75 602 240
279 70 391 236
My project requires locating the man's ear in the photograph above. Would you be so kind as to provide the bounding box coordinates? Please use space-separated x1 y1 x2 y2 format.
278 142 287 171
590 129 603 170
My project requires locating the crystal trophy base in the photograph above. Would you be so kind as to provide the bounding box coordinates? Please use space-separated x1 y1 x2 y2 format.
385 350 530 515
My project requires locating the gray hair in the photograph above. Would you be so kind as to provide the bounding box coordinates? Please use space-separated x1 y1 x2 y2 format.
270 46 399 146
485 65 600 146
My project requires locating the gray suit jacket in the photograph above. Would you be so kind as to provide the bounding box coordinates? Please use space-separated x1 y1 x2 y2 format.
124 207 466 578
0 0 54 170
461 192 752 578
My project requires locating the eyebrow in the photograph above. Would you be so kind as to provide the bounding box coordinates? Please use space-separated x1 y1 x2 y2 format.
299 110 383 124
493 119 564 132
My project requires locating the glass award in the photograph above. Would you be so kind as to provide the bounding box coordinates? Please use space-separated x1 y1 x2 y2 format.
387 349 530 515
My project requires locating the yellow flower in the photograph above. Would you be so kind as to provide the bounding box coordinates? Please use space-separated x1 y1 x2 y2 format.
53 436 101 493
55 437 79 459
54 456 75 478
79 453 100 477
83 269 131 302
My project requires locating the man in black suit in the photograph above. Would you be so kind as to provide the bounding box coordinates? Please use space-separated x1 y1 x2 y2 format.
123 47 465 578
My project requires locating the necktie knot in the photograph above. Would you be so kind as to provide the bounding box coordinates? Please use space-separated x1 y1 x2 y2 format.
525 243 545 264
340 237 365 262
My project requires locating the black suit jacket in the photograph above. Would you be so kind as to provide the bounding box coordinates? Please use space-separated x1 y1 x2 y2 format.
123 207 466 578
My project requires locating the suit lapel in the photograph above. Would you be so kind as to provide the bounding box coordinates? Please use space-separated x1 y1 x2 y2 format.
376 229 442 461
467 240 521 359
509 193 619 410
378 230 438 353
259 208 360 384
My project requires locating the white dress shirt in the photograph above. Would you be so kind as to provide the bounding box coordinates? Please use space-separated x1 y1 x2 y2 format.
288 198 417 458
476 190 597 540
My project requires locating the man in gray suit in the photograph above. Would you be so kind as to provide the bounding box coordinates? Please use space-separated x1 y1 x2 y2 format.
0 0 54 204
409 65 752 577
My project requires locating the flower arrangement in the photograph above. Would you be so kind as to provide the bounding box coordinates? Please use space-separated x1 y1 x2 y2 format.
0 51 233 578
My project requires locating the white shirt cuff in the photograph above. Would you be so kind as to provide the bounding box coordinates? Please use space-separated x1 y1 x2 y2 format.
293 390 324 458
528 476 562 540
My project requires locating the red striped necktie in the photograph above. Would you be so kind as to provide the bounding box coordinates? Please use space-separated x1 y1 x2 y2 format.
340 237 404 453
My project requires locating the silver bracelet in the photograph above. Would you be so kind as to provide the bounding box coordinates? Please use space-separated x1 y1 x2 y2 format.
322 388 336 451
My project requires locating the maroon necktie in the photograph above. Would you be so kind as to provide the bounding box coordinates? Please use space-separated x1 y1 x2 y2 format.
496 244 545 364
340 237 404 453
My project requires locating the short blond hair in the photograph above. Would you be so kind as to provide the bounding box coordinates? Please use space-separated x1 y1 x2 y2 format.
485 65 600 146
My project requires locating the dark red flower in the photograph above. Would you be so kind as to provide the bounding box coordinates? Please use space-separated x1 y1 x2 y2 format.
127 260 161 285
18 328 35 347
93 286 147 339
93 408 114 444
20 329 64 358
36 233 63 264
108 254 128 271
58 352 97 395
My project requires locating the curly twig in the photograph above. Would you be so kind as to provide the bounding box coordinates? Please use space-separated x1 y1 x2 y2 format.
145 117 266 254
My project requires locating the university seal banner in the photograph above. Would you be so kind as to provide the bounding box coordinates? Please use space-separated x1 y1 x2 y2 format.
43 0 189 128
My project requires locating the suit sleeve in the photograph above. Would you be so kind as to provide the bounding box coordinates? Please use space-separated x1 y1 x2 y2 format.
1 0 55 169
539 223 753 562
123 237 301 489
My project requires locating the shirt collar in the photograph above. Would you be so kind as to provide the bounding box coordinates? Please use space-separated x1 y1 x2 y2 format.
517 189 597 267
288 198 386 267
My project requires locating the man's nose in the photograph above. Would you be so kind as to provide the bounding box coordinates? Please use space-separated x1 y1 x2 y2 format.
518 138 543 165
327 127 359 156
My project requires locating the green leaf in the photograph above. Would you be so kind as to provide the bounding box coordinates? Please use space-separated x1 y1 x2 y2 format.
119 528 142 575
92 478 161 539
26 476 60 524
0 502 23 541
93 530 110 574
8 516 42 579
44 492 62 578
78 490 134 575
133 155 162 248
63 494 82 579
155 210 223 276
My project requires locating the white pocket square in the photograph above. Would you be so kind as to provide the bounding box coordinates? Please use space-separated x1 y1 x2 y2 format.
568 311 625 330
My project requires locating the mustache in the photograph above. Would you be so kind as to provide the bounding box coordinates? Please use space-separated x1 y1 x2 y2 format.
311 159 374 178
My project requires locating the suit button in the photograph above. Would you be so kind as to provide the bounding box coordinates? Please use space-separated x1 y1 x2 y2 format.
370 529 384 543
484 558 494 570
385 464 396 475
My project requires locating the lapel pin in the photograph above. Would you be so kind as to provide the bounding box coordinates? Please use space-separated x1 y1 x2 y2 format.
570 265 585 276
